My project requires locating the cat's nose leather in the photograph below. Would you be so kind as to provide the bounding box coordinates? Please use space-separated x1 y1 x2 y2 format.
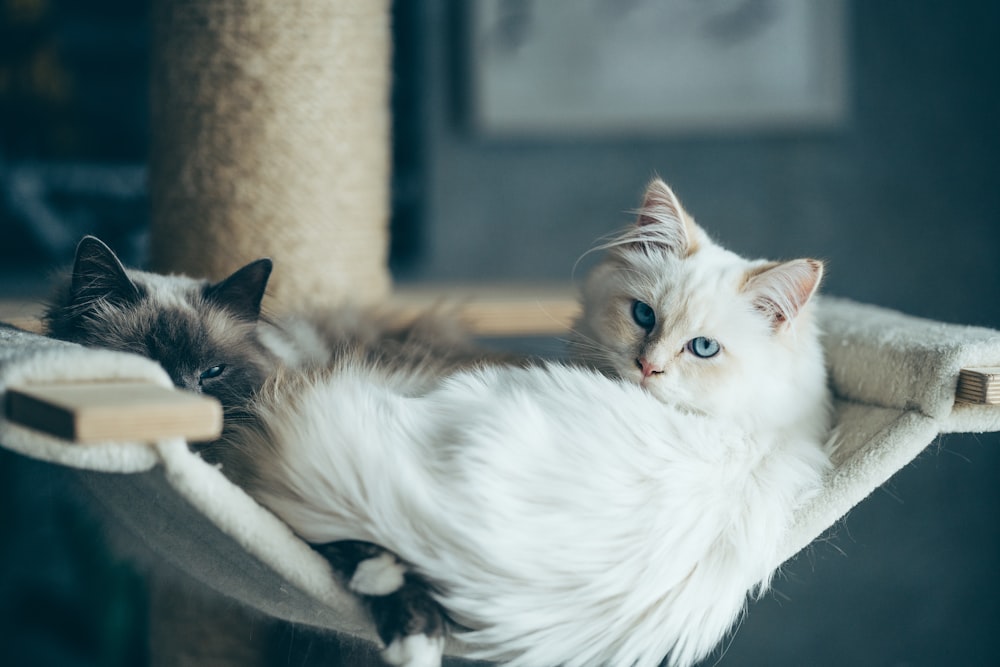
636 358 662 378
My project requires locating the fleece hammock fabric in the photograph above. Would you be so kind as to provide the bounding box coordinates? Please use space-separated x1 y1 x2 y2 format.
1 297 999 655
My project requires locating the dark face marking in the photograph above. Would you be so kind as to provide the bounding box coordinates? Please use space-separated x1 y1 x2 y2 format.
46 293 273 410
136 307 275 410
44 237 279 415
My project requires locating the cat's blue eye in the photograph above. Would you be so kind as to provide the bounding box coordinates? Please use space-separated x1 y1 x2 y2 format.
686 337 720 359
632 300 656 332
199 365 226 381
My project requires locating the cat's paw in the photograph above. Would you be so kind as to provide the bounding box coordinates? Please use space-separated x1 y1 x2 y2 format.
349 552 406 596
381 633 444 667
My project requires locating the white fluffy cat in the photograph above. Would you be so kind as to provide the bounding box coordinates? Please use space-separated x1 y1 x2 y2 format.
570 177 831 450
222 178 833 667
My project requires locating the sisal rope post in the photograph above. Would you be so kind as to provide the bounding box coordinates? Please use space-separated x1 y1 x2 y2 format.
149 0 393 310
147 1 392 661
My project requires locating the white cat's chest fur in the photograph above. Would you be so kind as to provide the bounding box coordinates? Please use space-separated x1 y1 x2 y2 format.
250 363 828 667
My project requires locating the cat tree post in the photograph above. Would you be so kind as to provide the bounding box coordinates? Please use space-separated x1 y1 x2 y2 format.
148 0 393 310
146 1 391 663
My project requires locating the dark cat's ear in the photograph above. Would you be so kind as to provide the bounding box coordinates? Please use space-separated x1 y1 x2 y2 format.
632 177 701 256
70 236 141 305
204 258 272 321
743 259 824 330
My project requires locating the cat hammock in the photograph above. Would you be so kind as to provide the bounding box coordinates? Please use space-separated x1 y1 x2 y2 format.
2 299 999 660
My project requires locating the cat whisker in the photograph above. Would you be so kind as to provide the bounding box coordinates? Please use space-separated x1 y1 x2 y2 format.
560 328 605 354
560 328 622 372
563 342 615 366
571 227 633 279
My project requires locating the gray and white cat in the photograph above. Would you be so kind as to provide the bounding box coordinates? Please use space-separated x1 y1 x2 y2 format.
43 236 502 665
43 235 511 430
44 235 287 417
217 178 834 667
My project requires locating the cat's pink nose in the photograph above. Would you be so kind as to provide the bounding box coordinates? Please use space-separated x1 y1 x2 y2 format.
636 357 662 378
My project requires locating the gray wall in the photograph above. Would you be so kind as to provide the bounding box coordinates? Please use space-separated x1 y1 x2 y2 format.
405 2 999 331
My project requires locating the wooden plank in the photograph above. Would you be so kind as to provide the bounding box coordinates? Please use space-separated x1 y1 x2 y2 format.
390 284 579 336
5 381 223 443
956 367 1000 405
0 299 44 333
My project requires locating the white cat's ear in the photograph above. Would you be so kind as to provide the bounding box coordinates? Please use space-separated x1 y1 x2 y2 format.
633 177 700 256
205 258 273 321
743 259 824 329
70 235 141 305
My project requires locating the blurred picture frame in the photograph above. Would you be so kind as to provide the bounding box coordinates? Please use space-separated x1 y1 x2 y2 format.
467 0 848 136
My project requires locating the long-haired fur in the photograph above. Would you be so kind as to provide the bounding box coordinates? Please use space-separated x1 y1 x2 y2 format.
215 179 833 667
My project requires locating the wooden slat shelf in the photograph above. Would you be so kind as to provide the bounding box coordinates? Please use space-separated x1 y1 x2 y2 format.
0 299 45 333
390 284 579 336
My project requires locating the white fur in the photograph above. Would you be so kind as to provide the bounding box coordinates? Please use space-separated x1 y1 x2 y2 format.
234 359 830 667
228 179 833 666
381 633 445 667
349 552 406 596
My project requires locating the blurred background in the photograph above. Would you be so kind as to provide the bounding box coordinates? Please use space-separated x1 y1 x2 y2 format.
1 0 998 665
